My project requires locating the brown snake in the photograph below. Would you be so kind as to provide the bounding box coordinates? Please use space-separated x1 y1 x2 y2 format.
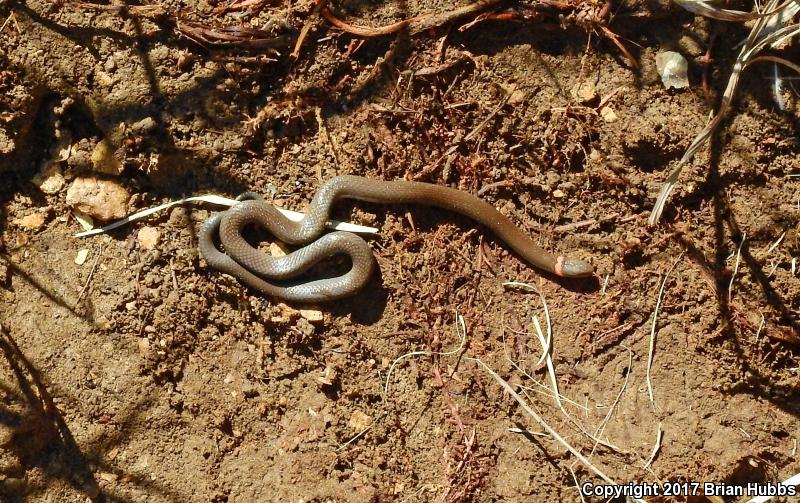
198 175 594 302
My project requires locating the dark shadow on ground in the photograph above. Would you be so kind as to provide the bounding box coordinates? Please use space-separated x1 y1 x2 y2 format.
0 323 100 501
0 321 189 502
669 115 800 420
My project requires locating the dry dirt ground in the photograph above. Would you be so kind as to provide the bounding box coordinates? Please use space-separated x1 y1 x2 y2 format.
1 0 799 501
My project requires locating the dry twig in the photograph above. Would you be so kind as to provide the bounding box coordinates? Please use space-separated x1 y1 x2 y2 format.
320 0 503 38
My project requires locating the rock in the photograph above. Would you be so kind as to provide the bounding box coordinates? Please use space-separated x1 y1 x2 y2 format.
32 163 65 194
269 242 290 257
600 106 618 123
12 212 46 230
499 83 526 104
348 410 373 432
168 207 189 227
656 51 689 90
571 81 598 105
298 308 323 323
678 35 703 57
130 117 157 135
66 177 130 221
137 338 150 357
0 424 13 446
99 472 118 483
75 248 90 265
317 365 337 386
90 139 123 175
137 226 160 250
0 260 8 285
270 302 323 324
552 189 565 199
72 208 95 231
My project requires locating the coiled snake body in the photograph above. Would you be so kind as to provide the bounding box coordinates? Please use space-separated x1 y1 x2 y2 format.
198 175 594 302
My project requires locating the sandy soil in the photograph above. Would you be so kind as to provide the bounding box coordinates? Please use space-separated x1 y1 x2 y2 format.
1 0 799 501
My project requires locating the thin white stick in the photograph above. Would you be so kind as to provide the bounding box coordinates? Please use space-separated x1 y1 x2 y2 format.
755 311 766 343
517 383 590 411
643 422 663 469
646 254 684 409
569 466 588 503
765 231 785 254
74 194 378 238
508 427 549 437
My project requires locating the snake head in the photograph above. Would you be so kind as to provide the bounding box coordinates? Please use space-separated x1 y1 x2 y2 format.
555 256 594 278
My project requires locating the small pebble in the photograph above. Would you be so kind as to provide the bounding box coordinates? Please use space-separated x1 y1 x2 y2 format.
75 248 90 265
137 338 150 357
73 209 95 231
94 70 115 89
678 35 703 57
130 117 157 135
33 164 65 194
348 410 373 432
571 81 598 105
299 308 323 323
0 424 13 446
99 472 118 483
656 51 690 90
13 212 46 230
269 242 290 257
317 365 337 386
137 226 160 250
600 106 618 123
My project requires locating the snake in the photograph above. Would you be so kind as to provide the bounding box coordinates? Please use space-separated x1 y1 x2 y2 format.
198 175 594 302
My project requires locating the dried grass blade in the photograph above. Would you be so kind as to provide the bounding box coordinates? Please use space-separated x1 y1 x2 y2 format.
673 0 759 21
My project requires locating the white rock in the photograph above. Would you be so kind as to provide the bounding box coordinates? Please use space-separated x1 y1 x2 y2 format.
137 338 150 357
270 302 323 324
655 51 689 90
137 226 160 250
73 208 95 231
66 177 130 221
75 248 90 265
600 106 618 123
